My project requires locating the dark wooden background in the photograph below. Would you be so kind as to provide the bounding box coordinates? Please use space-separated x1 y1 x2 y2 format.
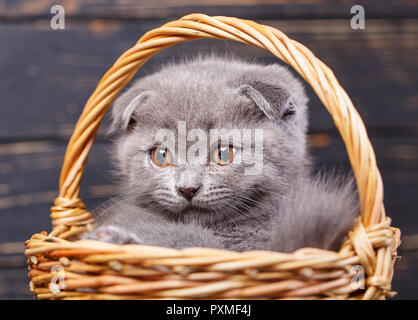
0 0 417 299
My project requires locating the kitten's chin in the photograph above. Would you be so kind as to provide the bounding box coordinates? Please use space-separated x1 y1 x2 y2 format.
159 202 215 217
182 205 213 214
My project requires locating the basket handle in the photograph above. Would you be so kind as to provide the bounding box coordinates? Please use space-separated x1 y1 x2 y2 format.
50 14 385 232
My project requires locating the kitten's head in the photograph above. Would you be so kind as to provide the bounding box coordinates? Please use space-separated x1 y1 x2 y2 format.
110 57 309 224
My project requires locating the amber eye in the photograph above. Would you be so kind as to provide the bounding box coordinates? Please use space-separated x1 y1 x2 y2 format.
213 146 234 165
151 147 172 167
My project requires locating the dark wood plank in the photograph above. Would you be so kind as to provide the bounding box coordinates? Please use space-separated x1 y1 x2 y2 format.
0 267 33 299
0 18 417 141
0 140 115 242
0 0 417 20
392 248 418 299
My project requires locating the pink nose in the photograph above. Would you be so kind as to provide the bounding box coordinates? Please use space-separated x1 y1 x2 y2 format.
177 186 200 201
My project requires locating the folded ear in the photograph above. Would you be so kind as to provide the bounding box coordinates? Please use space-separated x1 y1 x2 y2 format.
236 80 297 123
110 91 152 133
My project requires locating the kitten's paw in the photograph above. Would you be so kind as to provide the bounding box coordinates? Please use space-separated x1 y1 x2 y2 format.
82 225 142 245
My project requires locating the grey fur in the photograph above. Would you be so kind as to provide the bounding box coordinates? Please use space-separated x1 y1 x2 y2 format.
83 56 359 252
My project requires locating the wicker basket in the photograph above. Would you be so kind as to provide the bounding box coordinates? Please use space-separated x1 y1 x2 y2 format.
25 14 401 300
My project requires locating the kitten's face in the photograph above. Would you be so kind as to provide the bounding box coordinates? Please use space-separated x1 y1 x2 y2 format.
111 58 308 224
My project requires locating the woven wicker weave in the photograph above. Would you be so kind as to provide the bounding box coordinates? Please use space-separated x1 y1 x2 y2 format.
25 14 401 300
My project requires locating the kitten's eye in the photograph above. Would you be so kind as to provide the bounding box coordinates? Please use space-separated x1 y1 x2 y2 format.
213 146 234 166
151 147 172 167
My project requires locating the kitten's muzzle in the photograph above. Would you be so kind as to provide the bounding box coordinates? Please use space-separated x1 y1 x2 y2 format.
177 186 200 201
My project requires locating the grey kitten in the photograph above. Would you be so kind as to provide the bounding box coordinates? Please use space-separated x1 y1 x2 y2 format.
83 56 359 253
